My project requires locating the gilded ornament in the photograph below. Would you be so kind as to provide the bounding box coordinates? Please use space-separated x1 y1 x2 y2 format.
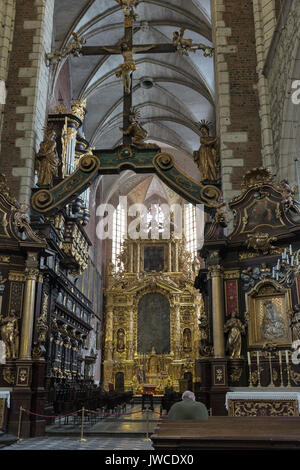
246 232 277 254
229 366 243 383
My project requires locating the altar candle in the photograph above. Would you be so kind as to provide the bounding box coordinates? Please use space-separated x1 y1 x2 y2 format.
256 350 259 365
291 256 294 266
279 350 282 364
290 244 292 256
285 350 289 364
247 352 251 366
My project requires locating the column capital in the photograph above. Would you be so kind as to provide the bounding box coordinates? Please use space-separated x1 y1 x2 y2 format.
208 265 224 277
25 268 40 281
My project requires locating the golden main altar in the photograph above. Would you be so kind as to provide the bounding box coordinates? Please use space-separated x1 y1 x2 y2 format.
103 234 204 393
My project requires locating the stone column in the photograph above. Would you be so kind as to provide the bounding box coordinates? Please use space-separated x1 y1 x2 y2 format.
209 265 225 358
19 268 39 360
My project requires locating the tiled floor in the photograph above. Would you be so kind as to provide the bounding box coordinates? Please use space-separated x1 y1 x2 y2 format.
1 436 153 450
1 404 162 450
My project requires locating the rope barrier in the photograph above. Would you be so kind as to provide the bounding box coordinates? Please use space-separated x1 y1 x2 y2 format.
22 409 81 418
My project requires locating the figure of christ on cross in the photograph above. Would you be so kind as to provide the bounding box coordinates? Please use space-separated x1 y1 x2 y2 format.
49 1 214 147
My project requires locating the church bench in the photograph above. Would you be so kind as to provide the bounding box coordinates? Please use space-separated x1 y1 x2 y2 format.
151 417 300 450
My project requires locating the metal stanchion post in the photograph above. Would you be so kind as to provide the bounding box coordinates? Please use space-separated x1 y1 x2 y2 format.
143 405 151 442
17 406 24 444
79 407 87 442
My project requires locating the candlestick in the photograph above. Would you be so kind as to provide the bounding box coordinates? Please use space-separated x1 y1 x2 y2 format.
287 363 291 388
247 351 251 366
278 351 283 387
256 351 261 387
285 350 289 365
268 352 275 387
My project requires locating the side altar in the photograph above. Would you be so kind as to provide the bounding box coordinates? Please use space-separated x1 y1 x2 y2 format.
103 230 204 393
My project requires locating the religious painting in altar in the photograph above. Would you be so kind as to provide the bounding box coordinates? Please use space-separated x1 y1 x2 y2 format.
246 280 292 348
143 245 165 272
241 197 284 234
137 292 170 354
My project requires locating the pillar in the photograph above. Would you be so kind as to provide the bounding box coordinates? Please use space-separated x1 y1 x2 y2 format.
209 265 225 358
19 268 39 360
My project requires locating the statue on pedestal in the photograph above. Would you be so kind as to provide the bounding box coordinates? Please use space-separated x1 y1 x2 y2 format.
224 311 245 358
35 128 59 186
0 309 19 359
193 121 219 182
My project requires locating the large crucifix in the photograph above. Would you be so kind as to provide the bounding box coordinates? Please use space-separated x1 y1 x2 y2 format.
47 0 214 148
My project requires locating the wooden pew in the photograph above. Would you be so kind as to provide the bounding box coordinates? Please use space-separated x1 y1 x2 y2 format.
151 416 300 450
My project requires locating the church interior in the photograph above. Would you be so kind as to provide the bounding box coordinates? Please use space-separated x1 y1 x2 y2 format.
1 0 300 452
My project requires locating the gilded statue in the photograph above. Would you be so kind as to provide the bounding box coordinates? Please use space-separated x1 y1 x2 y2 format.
121 110 159 149
262 301 286 340
0 310 19 359
35 128 59 186
193 122 219 181
183 328 191 350
173 28 214 57
115 0 139 19
224 312 246 359
111 41 153 94
117 329 125 352
291 305 300 341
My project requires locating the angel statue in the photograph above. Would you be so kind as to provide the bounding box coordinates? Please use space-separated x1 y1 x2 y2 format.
173 27 214 57
35 127 59 186
115 0 139 20
193 121 219 181
121 109 160 149
224 311 246 359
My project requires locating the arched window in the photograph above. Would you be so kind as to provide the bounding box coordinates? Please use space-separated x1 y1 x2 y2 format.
112 203 126 270
184 204 197 258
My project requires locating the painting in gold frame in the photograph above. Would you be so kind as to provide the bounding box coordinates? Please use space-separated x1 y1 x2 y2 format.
246 279 292 348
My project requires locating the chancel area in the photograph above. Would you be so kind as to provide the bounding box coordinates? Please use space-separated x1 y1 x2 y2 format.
1 0 300 451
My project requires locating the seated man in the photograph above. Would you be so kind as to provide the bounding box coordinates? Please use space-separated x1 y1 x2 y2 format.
167 390 208 420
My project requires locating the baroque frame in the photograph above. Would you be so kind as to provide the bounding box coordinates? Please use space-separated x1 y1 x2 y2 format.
246 279 292 348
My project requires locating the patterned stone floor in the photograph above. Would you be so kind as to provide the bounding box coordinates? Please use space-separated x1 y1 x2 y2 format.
1 436 153 450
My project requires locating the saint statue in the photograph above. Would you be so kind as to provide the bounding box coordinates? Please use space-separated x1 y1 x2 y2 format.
183 328 191 350
121 109 159 149
224 312 245 359
35 128 59 186
262 301 286 340
0 309 19 359
117 329 125 352
193 122 219 181
291 305 300 341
